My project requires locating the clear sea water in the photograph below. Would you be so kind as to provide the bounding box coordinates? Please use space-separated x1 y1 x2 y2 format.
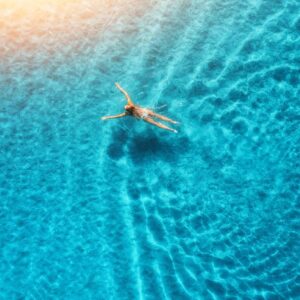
0 0 300 299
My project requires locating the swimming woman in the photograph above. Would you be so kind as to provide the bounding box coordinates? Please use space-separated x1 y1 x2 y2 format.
101 83 178 133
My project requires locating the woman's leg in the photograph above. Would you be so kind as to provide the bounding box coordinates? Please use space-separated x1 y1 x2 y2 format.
152 113 178 124
144 117 177 133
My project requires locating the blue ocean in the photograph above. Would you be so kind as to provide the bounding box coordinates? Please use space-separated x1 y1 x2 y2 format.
0 0 299 299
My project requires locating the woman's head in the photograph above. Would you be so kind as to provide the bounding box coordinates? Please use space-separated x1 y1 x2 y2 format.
125 104 134 112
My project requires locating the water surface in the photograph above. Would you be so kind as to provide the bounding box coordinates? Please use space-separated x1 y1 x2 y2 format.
0 0 300 299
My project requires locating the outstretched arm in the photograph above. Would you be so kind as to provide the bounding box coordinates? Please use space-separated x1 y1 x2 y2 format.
101 112 127 120
144 117 177 133
115 82 134 105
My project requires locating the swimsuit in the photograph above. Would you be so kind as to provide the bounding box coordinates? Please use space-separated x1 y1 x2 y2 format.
140 111 149 119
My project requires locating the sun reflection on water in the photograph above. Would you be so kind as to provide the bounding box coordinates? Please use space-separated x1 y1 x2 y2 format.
0 0 135 58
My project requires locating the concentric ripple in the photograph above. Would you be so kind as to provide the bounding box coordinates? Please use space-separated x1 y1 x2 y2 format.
0 0 299 299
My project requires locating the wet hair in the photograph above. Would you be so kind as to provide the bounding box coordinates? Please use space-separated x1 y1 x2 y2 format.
125 104 134 112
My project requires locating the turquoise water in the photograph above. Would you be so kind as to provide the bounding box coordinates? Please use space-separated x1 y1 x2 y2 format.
1 0 300 299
